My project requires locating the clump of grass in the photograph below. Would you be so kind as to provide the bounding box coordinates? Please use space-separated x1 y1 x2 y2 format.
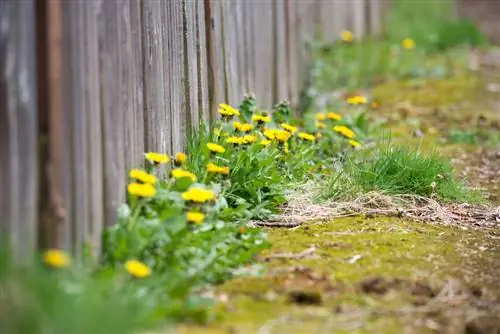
354 145 481 203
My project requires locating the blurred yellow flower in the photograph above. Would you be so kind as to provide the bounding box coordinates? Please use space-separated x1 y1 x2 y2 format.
128 182 157 198
341 30 353 42
333 125 356 139
129 169 157 184
207 162 230 175
315 113 326 121
174 152 187 166
280 123 298 134
347 96 367 105
144 152 170 165
316 132 322 139
252 114 271 123
171 169 197 182
402 38 416 50
348 139 362 148
182 187 216 203
42 249 70 268
186 211 205 224
327 112 342 121
275 130 291 142
218 103 240 117
124 260 151 278
315 121 326 129
233 121 254 133
263 129 277 140
260 139 272 146
226 136 246 145
243 135 258 144
298 132 315 142
207 142 225 154
213 128 221 136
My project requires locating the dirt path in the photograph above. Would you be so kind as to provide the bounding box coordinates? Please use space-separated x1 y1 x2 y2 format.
174 53 500 334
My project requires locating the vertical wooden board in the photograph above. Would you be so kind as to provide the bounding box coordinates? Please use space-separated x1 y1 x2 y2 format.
58 1 76 251
196 0 209 122
234 1 247 99
353 0 366 38
285 0 300 106
0 0 38 260
163 0 185 153
142 0 167 154
98 0 126 226
252 1 273 108
320 0 338 43
369 0 382 36
243 0 256 96
82 1 104 256
274 0 288 102
223 0 240 105
118 0 136 170
64 1 90 255
184 0 200 132
212 0 227 108
130 0 145 164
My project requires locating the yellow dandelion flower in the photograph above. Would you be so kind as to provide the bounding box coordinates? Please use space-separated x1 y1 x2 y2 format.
298 132 315 142
226 136 246 145
252 114 271 123
275 129 292 142
327 112 342 121
315 121 327 129
348 139 362 148
181 187 216 203
263 129 277 140
174 152 187 166
315 113 326 121
333 125 356 139
280 123 298 134
233 121 254 133
129 169 157 184
218 103 240 117
260 139 272 146
186 211 205 224
207 162 230 175
243 135 258 144
347 96 367 105
144 152 170 165
341 30 353 42
207 142 225 154
124 260 151 278
402 38 416 50
171 169 197 182
128 182 157 198
42 249 70 268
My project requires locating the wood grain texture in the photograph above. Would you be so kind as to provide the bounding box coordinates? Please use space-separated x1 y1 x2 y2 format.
0 0 38 261
163 0 185 154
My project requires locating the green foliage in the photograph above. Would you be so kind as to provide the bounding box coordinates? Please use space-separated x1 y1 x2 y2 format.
353 144 481 202
436 19 488 51
385 0 487 52
0 250 154 334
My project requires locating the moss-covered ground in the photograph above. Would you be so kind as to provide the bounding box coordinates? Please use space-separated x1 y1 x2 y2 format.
175 52 500 333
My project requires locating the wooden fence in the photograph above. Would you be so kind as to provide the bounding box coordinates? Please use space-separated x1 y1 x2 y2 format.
0 0 385 260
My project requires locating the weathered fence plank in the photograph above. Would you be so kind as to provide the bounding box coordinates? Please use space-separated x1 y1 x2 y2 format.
0 0 38 261
163 0 185 154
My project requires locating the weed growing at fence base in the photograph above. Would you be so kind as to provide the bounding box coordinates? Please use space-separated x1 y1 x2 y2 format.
353 145 482 203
